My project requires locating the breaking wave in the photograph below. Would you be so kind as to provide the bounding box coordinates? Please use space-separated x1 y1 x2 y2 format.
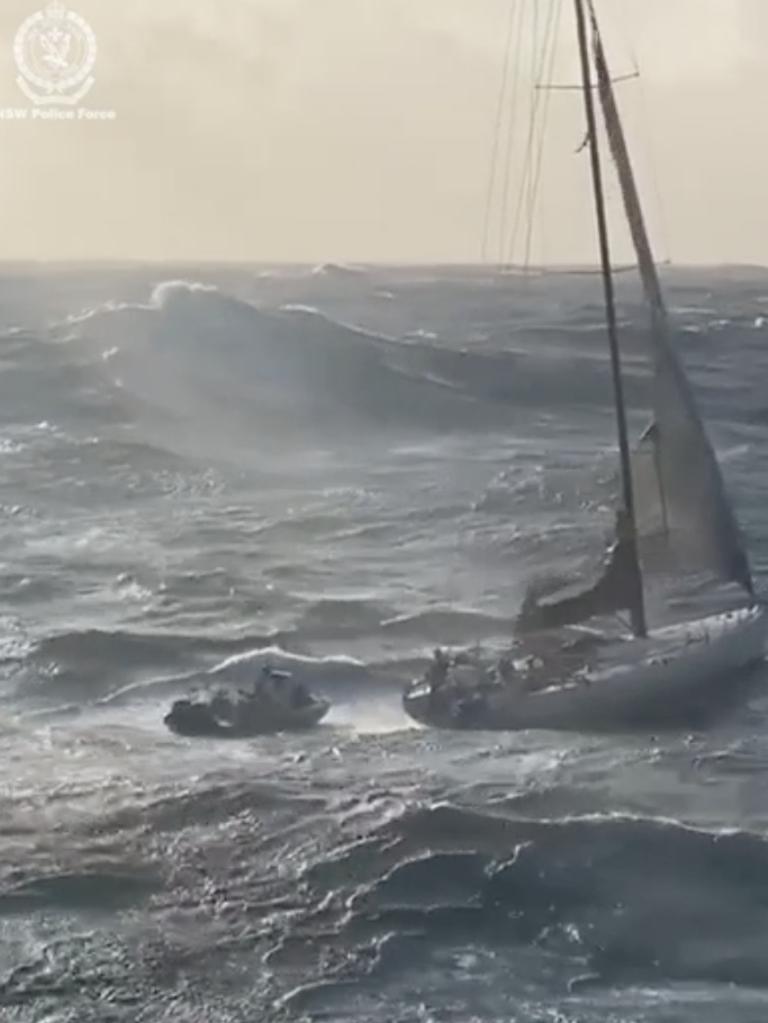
0 276 760 470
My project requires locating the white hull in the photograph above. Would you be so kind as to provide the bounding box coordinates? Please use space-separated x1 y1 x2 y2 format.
403 604 768 732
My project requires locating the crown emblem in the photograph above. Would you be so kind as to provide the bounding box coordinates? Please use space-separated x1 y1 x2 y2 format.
14 3 97 105
45 1 67 19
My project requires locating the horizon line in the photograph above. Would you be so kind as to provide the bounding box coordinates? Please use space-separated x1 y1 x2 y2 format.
0 258 765 272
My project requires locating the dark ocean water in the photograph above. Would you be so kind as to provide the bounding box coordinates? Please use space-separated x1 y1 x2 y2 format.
2 263 768 1022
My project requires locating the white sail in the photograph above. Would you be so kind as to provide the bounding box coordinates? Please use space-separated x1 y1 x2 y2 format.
588 2 753 595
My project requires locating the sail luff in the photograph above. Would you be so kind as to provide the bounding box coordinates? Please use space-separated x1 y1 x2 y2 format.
586 4 664 320
587 0 754 597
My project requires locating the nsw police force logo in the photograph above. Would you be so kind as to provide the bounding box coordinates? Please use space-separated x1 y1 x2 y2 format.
14 1 97 105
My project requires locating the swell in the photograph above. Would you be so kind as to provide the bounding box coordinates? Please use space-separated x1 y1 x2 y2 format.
294 802 768 997
295 600 509 645
15 624 398 713
0 278 761 469
34 627 279 670
17 602 513 708
0 870 161 915
20 628 283 704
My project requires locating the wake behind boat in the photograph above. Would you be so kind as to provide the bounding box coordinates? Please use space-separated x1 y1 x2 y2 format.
164 666 330 738
403 0 768 732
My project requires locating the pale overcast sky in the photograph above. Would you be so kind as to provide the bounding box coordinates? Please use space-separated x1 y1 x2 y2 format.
0 0 764 264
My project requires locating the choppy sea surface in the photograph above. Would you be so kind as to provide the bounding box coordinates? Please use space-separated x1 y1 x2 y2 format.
2 262 768 1022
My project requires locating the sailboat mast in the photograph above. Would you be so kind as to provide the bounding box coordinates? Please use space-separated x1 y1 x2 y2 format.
573 0 647 638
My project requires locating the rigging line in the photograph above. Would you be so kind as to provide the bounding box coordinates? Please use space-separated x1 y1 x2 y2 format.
519 0 560 268
629 56 672 265
505 0 559 267
497 0 528 267
522 0 565 269
480 0 520 263
536 72 639 90
517 0 545 265
503 1 542 265
592 0 671 263
524 0 544 256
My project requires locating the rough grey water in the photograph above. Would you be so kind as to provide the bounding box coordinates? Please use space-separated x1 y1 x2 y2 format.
2 263 768 1022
